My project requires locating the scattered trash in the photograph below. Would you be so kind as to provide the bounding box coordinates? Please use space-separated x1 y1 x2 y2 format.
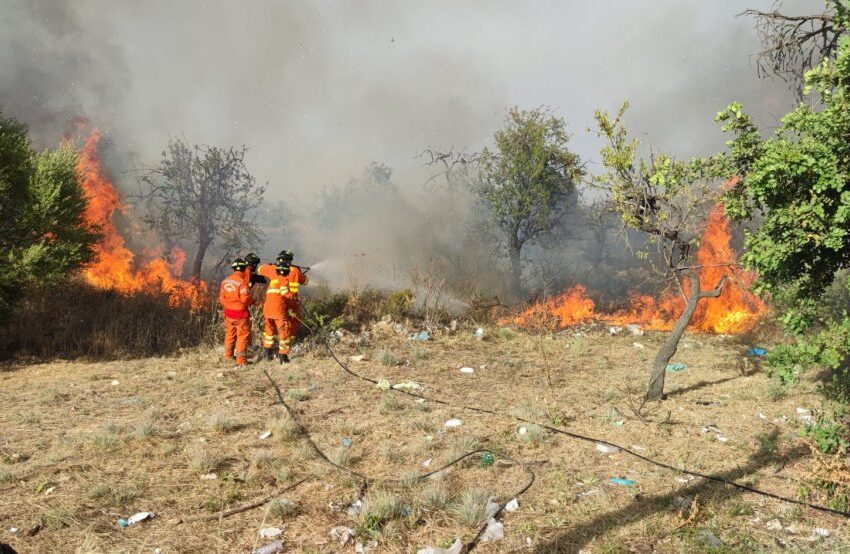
417 538 462 554
716 435 729 443
330 526 354 545
350 354 367 362
773 415 788 423
675 475 694 484
342 438 353 447
576 489 598 499
766 519 783 531
200 473 217 480
758 413 767 420
480 452 495 467
701 425 721 433
610 477 635 486
376 379 391 391
8 528 17 534
611 420 624 427
747 347 767 357
252 541 284 554
118 512 155 528
810 527 831 539
392 381 422 391
43 486 55 496
665 363 687 372
518 426 528 435
480 518 505 542
796 407 811 415
258 527 283 538
626 324 645 336
422 458 432 468
630 444 646 451
444 419 463 428
596 443 620 454
504 498 519 512
609 326 622 335
411 331 431 341
632 342 645 349
259 431 272 440
474 328 485 340
347 499 362 517
459 367 475 374
111 380 119 386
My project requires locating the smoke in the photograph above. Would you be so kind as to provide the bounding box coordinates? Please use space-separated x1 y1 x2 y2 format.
0 0 817 295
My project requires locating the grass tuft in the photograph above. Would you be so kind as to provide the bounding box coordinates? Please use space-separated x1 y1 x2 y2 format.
209 413 236 433
188 449 220 475
377 350 398 366
419 483 452 511
269 498 296 518
454 489 491 527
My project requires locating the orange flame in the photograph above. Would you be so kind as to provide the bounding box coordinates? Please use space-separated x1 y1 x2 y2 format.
76 129 206 308
502 204 767 334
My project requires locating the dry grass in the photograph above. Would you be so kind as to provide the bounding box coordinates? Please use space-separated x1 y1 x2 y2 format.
0 327 847 552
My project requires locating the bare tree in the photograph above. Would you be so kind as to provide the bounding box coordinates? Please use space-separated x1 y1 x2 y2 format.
594 103 729 401
138 139 265 280
419 147 481 191
743 1 845 98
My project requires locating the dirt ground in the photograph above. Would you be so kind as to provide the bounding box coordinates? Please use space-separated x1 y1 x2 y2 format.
1 323 847 553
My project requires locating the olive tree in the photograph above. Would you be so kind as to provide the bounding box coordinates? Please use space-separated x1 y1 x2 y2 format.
594 102 728 400
138 139 265 280
473 107 584 295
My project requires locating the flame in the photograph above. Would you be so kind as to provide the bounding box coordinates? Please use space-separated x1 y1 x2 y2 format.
76 129 206 308
502 204 767 334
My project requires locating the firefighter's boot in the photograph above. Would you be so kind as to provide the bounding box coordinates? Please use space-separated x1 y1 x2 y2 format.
265 348 275 361
279 354 290 364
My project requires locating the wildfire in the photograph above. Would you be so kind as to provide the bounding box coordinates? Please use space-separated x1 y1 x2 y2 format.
502 204 767 334
76 129 206 308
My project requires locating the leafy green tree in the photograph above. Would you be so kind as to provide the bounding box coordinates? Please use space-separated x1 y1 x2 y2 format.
474 107 583 295
718 24 850 331
139 138 265 280
594 103 727 400
0 110 99 321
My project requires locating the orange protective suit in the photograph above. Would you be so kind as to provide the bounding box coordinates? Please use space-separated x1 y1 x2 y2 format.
219 269 254 365
257 263 308 355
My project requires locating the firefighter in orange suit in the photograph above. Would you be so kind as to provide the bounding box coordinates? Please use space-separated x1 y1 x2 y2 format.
277 250 308 363
219 258 254 366
257 258 285 361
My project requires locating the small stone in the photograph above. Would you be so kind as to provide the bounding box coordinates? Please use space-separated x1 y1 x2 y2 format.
444 419 462 428
811 527 831 539
633 342 645 349
504 498 519 512
460 367 475 374
111 380 119 386
258 527 283 538
766 519 783 531
595 443 619 454
350 354 366 362
200 473 217 480
259 431 272 440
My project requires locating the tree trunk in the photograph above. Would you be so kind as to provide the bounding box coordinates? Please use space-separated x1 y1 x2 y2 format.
192 235 211 282
508 241 522 297
645 270 727 401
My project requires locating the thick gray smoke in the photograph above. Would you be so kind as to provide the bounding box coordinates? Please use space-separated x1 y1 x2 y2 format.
0 0 816 298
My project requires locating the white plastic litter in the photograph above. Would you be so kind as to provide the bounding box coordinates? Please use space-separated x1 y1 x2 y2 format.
460 367 475 374
608 326 622 335
422 458 432 468
9 527 18 533
200 473 217 480
392 381 422 391
350 355 366 362
504 498 519 512
716 435 729 443
796 407 811 415
811 528 831 539
595 443 619 454
633 342 645 349
111 380 119 386
347 499 363 517
259 431 272 440
444 419 463 428
626 324 645 336
518 426 528 435
376 379 391 390
252 541 284 554
480 518 505 542
258 527 283 538
474 328 485 340
417 538 463 554
329 526 354 545
758 413 767 420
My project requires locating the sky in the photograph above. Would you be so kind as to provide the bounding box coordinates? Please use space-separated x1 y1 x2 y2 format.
0 0 816 209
